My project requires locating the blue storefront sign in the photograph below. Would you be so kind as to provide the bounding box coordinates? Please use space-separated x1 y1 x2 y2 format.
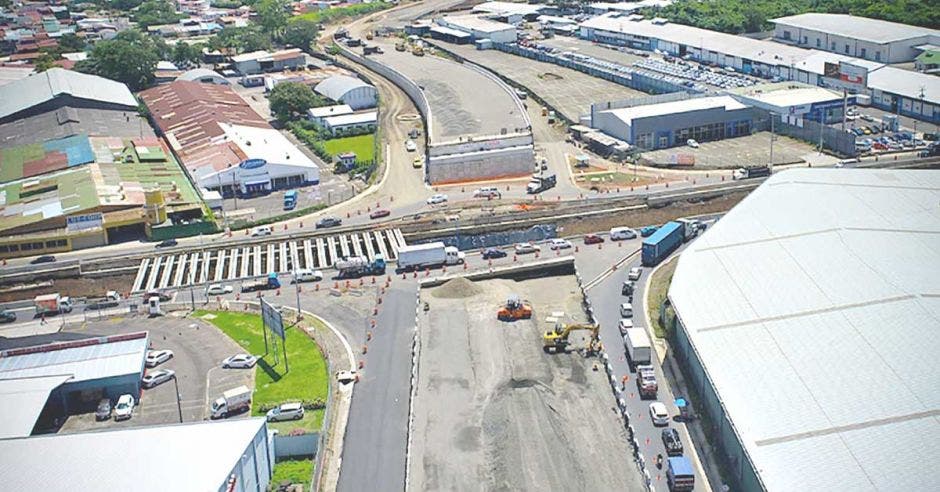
239 159 267 170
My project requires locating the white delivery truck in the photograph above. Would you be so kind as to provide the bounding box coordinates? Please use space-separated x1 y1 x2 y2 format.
623 327 652 367
210 385 252 419
396 242 464 271
34 293 73 316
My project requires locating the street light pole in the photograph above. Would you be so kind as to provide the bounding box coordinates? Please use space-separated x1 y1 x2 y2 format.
769 112 776 170
172 375 183 423
294 272 302 321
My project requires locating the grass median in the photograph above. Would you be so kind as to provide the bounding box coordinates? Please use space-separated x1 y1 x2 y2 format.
646 256 679 339
194 310 329 432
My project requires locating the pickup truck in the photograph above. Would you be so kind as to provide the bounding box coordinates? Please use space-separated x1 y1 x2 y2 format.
84 290 121 311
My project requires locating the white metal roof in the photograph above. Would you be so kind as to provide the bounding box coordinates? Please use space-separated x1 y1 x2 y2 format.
734 86 842 108
789 50 885 76
324 111 377 127
307 104 354 119
220 122 318 169
176 68 227 82
471 1 545 17
0 335 148 383
440 14 516 34
430 25 472 38
0 418 268 491
600 95 748 126
771 13 939 44
866 66 939 105
0 68 137 120
314 75 373 102
670 169 940 491
0 375 71 438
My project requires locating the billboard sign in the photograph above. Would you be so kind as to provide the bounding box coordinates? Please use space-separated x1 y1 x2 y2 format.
823 62 867 91
261 299 285 340
66 212 103 232
239 159 267 170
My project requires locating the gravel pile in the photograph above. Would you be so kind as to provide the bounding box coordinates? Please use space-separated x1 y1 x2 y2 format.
431 277 483 299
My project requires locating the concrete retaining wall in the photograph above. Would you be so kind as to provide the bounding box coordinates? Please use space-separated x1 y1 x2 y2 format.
427 144 535 184
274 432 319 460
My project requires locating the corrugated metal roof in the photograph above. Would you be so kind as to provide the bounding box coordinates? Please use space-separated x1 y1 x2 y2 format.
0 68 137 121
0 334 148 383
601 96 748 126
770 13 939 44
314 75 373 102
669 169 940 491
0 418 267 491
0 375 72 438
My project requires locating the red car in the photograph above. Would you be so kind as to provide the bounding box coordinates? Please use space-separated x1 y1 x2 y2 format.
584 234 604 244
369 209 391 219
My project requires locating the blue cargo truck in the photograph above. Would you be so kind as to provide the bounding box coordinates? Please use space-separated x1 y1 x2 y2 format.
642 221 683 266
667 456 695 491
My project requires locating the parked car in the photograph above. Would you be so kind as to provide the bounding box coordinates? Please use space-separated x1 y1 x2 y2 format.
292 269 324 283
514 242 541 254
222 354 258 369
412 156 423 168
95 398 112 421
266 402 305 422
640 226 658 237
114 394 135 421
145 349 174 368
621 281 634 297
548 238 572 250
142 369 175 388
473 187 501 199
156 239 178 248
610 227 637 240
30 255 56 265
369 209 391 219
482 248 507 259
860 114 874 122
426 193 448 205
0 309 16 324
686 139 699 148
649 402 670 426
628 267 643 281
206 284 233 296
618 318 634 335
405 139 417 152
662 428 684 456
316 217 342 229
251 226 272 237
620 303 633 318
583 234 604 245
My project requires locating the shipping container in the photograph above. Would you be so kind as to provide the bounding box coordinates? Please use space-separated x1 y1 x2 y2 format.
642 221 683 266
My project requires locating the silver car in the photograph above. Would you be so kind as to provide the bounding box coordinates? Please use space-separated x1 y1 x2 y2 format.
266 402 305 422
142 369 175 388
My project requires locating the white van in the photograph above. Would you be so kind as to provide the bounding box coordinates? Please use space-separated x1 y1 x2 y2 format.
251 226 272 237
473 186 501 198
610 227 637 240
292 269 323 283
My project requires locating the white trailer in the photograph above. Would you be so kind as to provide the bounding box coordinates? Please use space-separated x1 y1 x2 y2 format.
396 242 464 271
623 327 652 367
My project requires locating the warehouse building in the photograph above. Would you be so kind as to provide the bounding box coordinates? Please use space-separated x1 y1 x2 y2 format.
176 68 229 85
730 82 848 124
0 68 138 124
322 111 377 136
307 103 354 126
591 96 756 149
771 13 940 63
435 14 517 44
0 418 273 492
471 1 550 22
0 332 148 424
231 48 305 75
667 169 940 491
314 75 377 110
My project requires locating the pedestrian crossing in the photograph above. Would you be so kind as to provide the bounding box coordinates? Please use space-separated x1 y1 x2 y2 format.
132 229 405 293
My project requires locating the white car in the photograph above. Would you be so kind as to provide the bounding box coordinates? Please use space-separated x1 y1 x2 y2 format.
628 267 643 281
251 226 272 237
548 238 572 250
427 193 448 205
405 139 417 152
222 354 258 369
620 303 633 318
687 139 699 148
514 242 541 254
649 402 670 426
142 369 175 388
336 370 357 384
145 349 174 368
293 269 323 283
114 394 135 421
206 284 234 296
266 402 305 422
618 318 634 335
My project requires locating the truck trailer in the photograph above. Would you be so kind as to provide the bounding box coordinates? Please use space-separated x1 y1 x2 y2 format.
623 327 652 367
667 456 695 491
732 165 771 180
642 221 683 266
396 242 464 271
335 254 386 278
241 273 281 293
526 173 557 194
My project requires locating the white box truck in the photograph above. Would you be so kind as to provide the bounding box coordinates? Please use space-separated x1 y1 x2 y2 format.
396 242 464 271
623 327 652 367
34 293 73 316
210 385 252 419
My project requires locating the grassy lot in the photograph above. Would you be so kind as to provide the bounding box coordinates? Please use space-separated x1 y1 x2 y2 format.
296 1 389 23
271 459 313 488
194 311 329 431
322 134 375 163
646 256 679 339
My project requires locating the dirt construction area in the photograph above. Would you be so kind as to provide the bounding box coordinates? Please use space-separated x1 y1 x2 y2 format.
410 275 644 490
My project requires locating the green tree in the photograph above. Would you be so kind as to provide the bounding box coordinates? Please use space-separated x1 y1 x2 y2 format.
282 18 319 51
133 0 183 29
34 52 58 72
56 33 86 53
256 0 290 38
172 42 203 68
75 35 159 90
269 82 322 122
109 0 144 10
208 26 272 54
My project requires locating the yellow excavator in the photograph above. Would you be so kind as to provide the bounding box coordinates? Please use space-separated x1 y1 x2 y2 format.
543 322 600 354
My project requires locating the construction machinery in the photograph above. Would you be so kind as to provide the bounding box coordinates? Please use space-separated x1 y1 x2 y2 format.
543 322 601 353
497 295 532 321
413 45 425 56
395 41 406 52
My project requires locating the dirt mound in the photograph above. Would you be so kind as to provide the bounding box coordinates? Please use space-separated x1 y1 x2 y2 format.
432 277 483 299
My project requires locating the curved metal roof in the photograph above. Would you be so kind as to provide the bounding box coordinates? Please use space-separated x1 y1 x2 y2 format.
314 75 373 101
176 68 227 83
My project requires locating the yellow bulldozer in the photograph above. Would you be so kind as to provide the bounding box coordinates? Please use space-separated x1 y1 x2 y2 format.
497 295 532 321
543 322 600 354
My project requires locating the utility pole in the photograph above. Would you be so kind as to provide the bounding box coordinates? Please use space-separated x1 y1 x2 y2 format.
172 375 183 423
189 264 195 310
818 115 824 155
769 112 776 169
294 272 302 322
841 89 847 132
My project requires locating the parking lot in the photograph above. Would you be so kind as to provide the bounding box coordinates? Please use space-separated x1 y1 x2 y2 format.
641 132 816 169
437 41 646 123
59 315 253 432
410 274 644 490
